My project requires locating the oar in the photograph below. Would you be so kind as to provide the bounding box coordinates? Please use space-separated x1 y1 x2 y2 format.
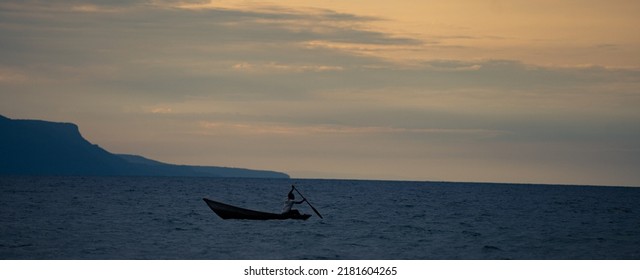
293 186 323 219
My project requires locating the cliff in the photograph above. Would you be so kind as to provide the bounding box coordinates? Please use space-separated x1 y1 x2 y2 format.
0 115 289 178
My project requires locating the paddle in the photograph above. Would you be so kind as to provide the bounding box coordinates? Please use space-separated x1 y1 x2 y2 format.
292 185 323 219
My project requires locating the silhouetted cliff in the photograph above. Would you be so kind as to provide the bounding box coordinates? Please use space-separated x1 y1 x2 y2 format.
0 115 289 178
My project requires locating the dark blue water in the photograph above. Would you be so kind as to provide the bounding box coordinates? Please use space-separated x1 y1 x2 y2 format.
1 176 639 259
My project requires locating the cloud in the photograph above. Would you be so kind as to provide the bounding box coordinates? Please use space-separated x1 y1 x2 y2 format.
198 121 505 138
0 0 421 99
231 62 344 73
0 67 28 83
2 1 640 185
8 0 636 101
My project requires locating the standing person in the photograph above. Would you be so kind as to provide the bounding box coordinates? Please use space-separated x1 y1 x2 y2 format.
282 185 305 215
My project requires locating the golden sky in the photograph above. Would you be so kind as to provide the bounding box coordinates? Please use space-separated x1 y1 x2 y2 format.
1 0 640 186
185 0 640 67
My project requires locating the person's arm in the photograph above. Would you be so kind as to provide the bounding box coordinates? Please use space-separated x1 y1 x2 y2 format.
295 198 306 204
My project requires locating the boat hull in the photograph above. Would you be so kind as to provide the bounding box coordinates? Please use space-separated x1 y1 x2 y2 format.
203 198 311 220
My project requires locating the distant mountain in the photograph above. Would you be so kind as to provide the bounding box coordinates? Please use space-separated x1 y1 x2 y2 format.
0 115 289 178
116 154 290 178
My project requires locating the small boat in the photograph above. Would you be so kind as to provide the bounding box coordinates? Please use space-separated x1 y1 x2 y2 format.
203 198 312 220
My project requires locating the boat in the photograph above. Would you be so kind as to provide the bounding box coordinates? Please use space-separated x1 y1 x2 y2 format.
203 198 312 220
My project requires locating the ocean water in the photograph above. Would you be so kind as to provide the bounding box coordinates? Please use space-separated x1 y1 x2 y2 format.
1 176 639 259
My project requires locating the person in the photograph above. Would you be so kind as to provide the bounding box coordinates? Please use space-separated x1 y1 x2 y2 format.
282 185 306 215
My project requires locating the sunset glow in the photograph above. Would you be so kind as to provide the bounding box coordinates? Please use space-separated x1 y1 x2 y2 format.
1 0 639 186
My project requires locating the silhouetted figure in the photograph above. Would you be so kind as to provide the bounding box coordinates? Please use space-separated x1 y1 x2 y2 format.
282 185 305 215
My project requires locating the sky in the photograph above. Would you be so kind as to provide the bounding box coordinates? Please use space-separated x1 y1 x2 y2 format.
1 0 639 186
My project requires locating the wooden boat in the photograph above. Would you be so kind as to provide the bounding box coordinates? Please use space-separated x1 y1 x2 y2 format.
203 198 311 220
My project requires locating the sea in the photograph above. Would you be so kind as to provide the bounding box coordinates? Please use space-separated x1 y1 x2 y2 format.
1 176 639 260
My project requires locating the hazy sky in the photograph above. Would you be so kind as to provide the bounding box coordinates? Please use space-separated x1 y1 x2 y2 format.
1 1 639 186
